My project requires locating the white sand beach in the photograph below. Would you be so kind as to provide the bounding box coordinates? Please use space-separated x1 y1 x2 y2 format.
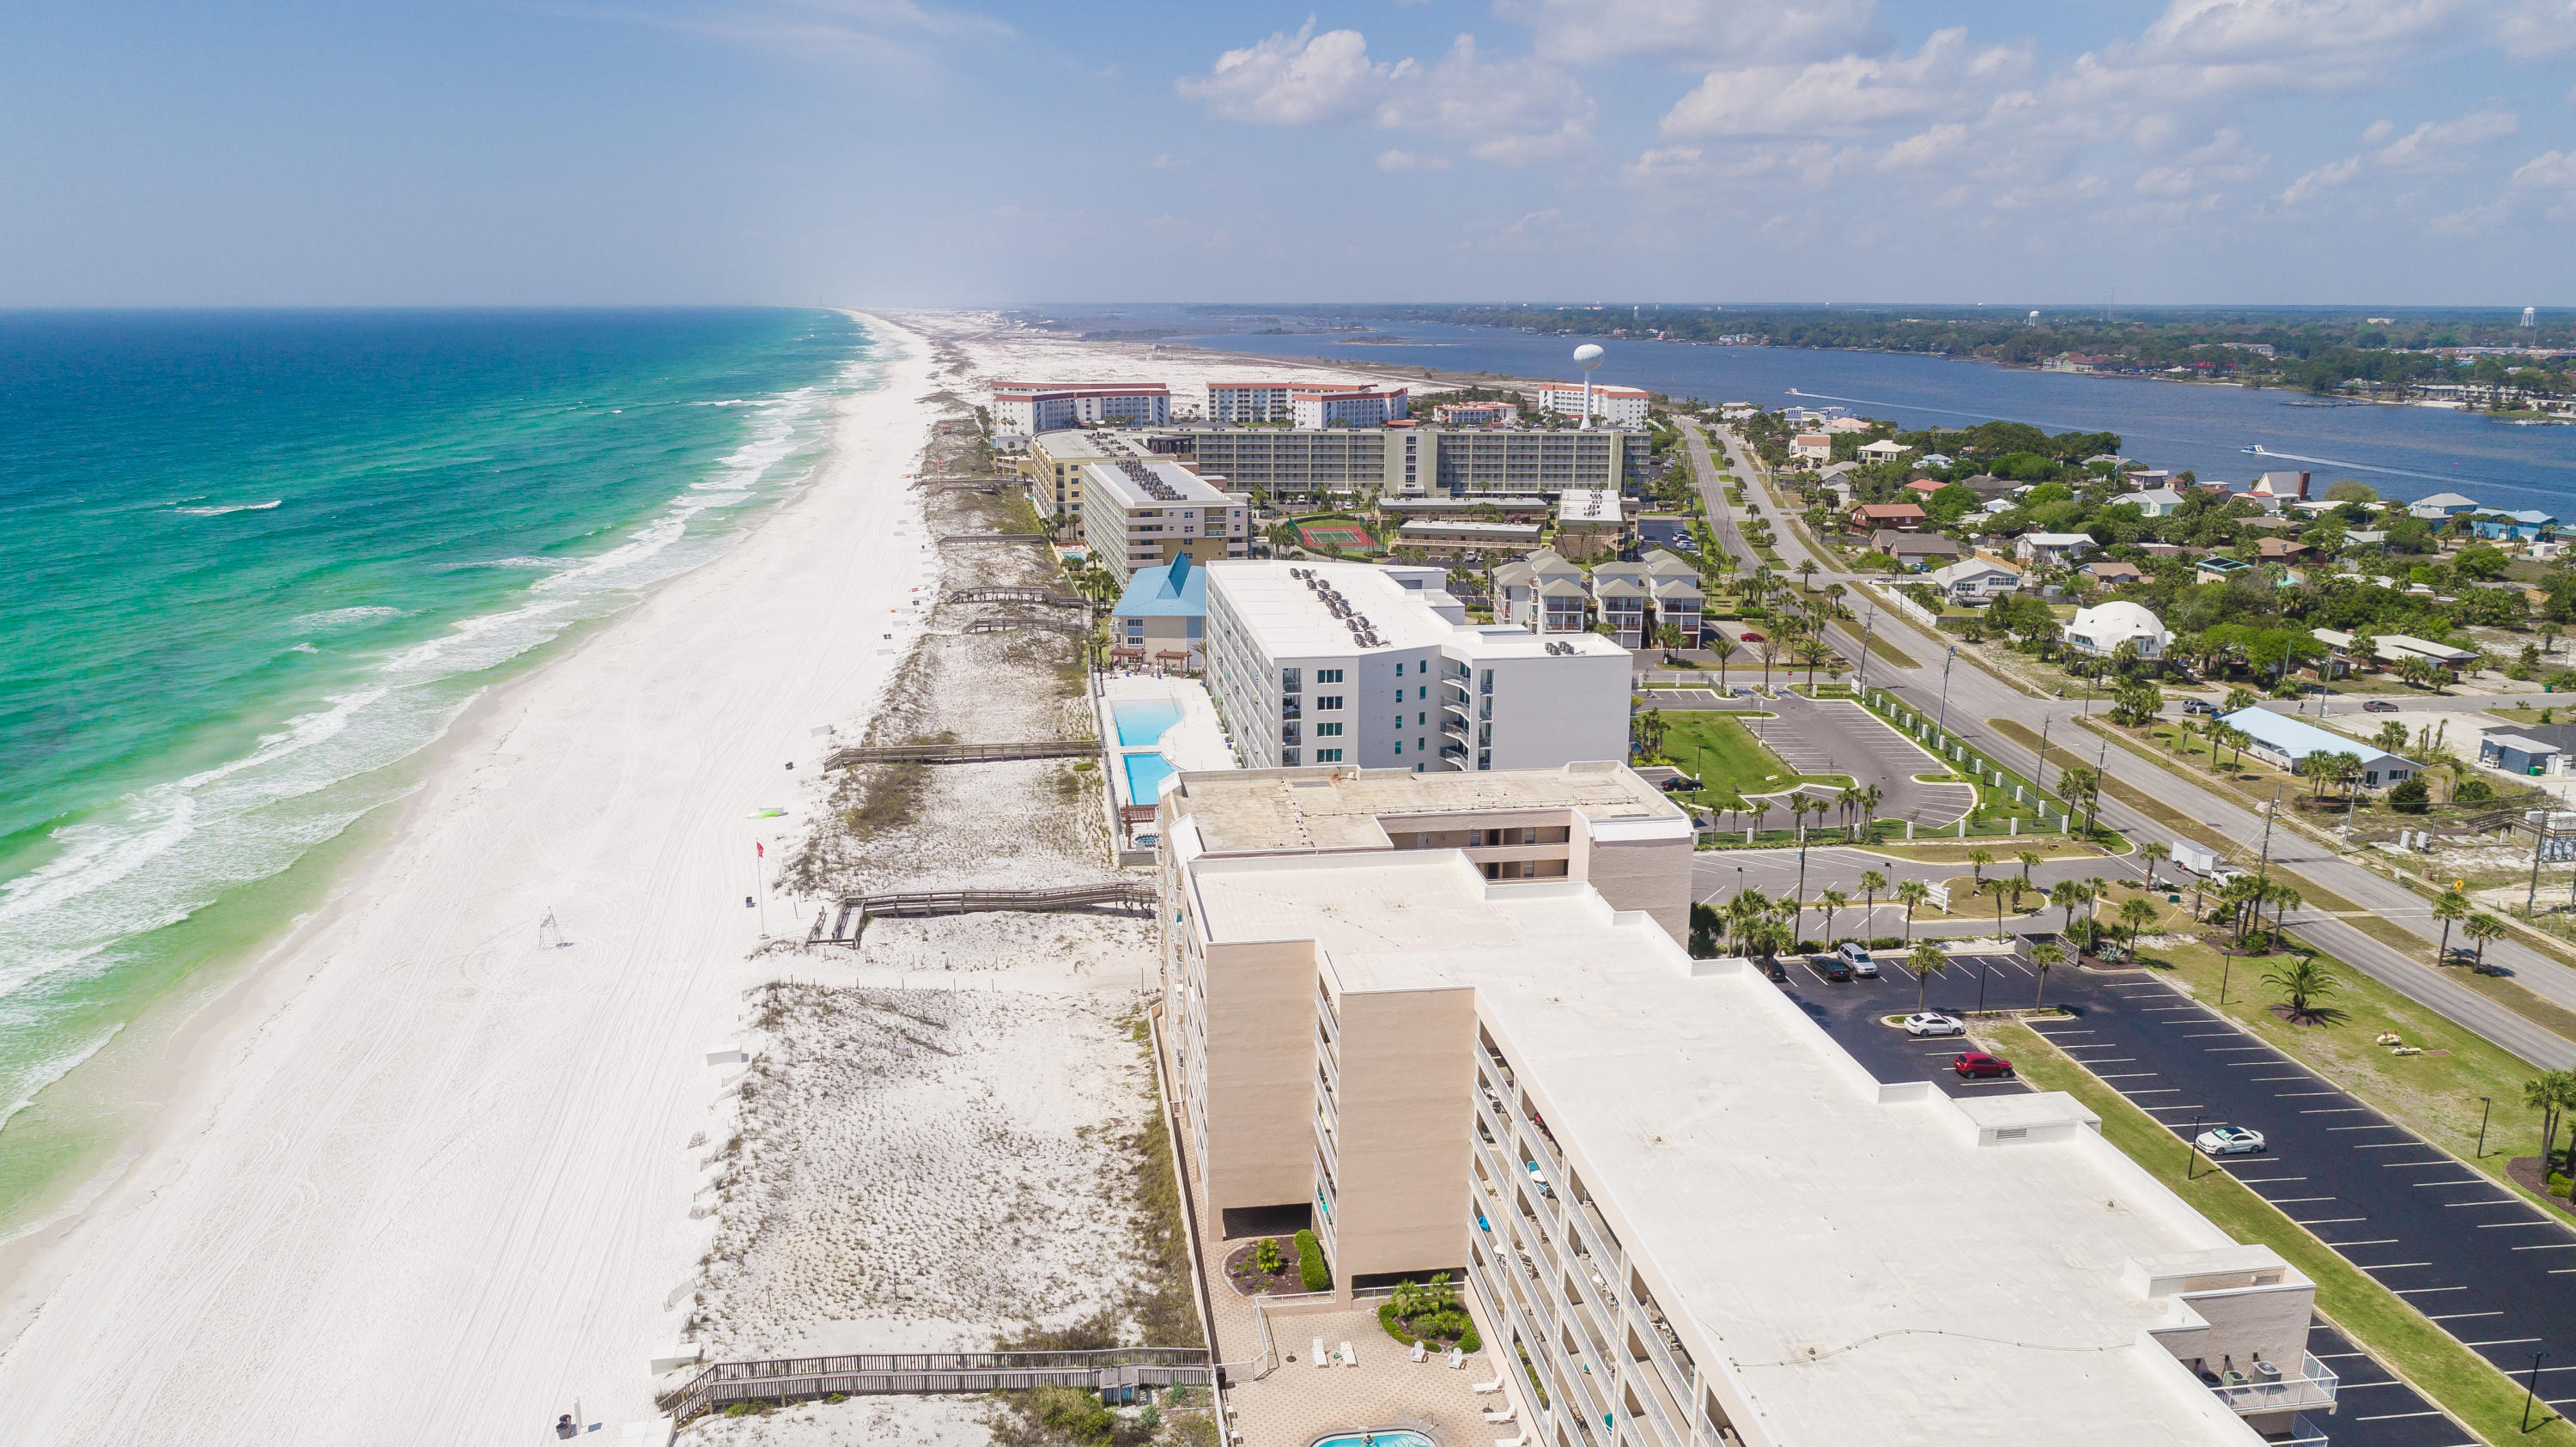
0 317 945 1444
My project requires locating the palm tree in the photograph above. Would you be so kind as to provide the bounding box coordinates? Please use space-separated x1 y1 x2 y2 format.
1727 888 1769 955
2032 942 2064 1006
1859 869 1888 940
1860 784 1883 836
1796 557 1819 592
1709 634 1739 689
2015 850 2041 891
2220 874 2267 946
1746 794 1771 836
2138 842 2170 891
2264 882 2302 949
2051 879 2093 951
2524 1070 2576 1184
2118 896 2159 958
2464 913 2507 974
1967 848 1996 890
2432 888 2471 966
2262 956 2339 1023
1837 785 1865 839
1817 888 1849 945
1907 940 1945 1009
1895 879 1930 941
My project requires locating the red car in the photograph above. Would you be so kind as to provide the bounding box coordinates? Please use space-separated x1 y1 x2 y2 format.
1953 1051 2015 1079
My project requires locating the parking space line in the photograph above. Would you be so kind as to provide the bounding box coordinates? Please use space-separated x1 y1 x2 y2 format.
2422 1310 2502 1318
2123 1088 2181 1095
2295 1217 2366 1225
2318 1238 2399 1247
2353 1142 2422 1149
2444 1200 2528 1207
2300 1108 2372 1115
2140 1103 2202 1111
2248 1074 2309 1081
2335 1125 2410 1133
2266 1196 2338 1204
2464 1338 2545 1347
2412 1179 2499 1188
2354 1261 2433 1269
2233 1176 2308 1183
2203 1046 2272 1053
2275 1091 2339 1097
2511 1241 2576 1249
2095 1073 2160 1079
2382 1159 2464 1168
2356 1410 2449 1421
2392 1286 2470 1295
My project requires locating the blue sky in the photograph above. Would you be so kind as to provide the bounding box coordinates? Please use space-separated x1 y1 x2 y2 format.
3 0 2571 306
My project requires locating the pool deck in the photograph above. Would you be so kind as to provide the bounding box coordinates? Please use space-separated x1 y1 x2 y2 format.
1098 675 1236 812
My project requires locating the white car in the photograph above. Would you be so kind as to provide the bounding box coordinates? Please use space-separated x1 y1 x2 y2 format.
1903 1012 1965 1037
2196 1125 2267 1156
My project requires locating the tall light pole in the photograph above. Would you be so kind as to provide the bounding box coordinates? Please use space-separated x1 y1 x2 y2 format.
2477 1096 2493 1158
1935 645 1959 740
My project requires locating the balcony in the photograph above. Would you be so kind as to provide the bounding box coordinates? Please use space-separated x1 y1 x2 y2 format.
2208 1353 2338 1416
2266 1414 2330 1447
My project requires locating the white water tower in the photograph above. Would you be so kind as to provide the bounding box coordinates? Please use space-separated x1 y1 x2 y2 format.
2524 307 2539 330
1572 343 1605 429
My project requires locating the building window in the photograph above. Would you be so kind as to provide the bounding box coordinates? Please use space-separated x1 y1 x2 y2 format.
1316 723 1343 737
1316 749 1343 763
1394 740 1402 755
1395 663 1406 676
1417 712 1426 726
1315 696 1342 710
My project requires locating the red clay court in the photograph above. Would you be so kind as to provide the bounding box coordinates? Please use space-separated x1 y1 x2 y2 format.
1295 521 1377 550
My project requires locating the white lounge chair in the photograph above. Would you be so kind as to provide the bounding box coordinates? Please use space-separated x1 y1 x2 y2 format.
1471 1377 1504 1394
1410 1340 1427 1364
1340 1340 1357 1367
1484 1407 1516 1425
1312 1337 1327 1369
1495 1434 1528 1447
1448 1347 1467 1370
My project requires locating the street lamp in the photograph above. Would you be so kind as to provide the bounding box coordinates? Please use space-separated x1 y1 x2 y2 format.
1935 645 1959 740
2524 1352 2552 1433
2477 1096 2494 1158
2184 1109 2205 1181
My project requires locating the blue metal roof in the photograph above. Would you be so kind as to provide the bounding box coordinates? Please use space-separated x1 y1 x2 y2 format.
2220 707 2404 765
1112 553 1207 618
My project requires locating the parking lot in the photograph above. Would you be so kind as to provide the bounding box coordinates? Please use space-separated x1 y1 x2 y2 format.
1775 949 2563 1447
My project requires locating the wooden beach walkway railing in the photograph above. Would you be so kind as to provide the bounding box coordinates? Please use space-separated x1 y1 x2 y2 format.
818 881 1155 942
823 739 1098 768
947 585 1087 609
939 532 1047 544
963 615 1088 637
667 1347 1212 1422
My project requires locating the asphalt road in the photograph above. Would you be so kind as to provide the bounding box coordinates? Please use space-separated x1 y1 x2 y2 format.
1676 417 2576 1069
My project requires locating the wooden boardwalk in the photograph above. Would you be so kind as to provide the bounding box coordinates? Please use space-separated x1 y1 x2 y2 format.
939 532 1047 544
824 739 1098 768
818 880 1157 941
948 585 1087 609
668 1347 1211 1420
964 614 1087 636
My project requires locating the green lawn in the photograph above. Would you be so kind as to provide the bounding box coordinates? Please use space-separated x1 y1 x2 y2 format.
1658 714 1848 800
1988 1018 2576 1447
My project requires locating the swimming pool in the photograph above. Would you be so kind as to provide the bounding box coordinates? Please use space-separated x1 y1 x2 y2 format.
1111 697 1184 746
1122 751 1177 803
1311 1434 1435 1447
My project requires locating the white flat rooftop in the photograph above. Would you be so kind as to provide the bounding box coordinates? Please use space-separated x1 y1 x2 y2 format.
1184 850 2269 1447
1207 560 1627 664
1170 761 1685 854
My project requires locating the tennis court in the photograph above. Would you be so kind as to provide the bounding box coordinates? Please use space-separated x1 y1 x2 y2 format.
1296 521 1378 550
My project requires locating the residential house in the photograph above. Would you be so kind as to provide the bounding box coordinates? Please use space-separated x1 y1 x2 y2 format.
1923 557 2024 602
2470 509 2558 542
2481 733 2562 776
2196 556 2254 583
2080 559 2145 587
2014 532 2097 568
1902 478 1948 500
1849 502 1929 533
1552 488 1625 561
2063 601 2169 660
1918 452 1954 469
1492 549 1589 634
2248 471 2312 502
1109 551 1209 672
1826 416 1873 432
1857 439 1913 464
2129 486 2189 518
1790 432 1832 464
2254 537 2315 563
2311 628 2479 677
1589 569 1649 648
1871 530 1961 570
1642 550 1705 645
2409 491 2481 520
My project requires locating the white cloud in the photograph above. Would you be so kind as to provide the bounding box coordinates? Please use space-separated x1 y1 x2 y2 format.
2280 154 2362 202
1181 26 1594 164
1376 149 1451 172
1660 27 2028 139
2371 106 2518 168
1372 34 1596 161
1493 0 1877 67
1175 21 1394 126
2512 149 2576 191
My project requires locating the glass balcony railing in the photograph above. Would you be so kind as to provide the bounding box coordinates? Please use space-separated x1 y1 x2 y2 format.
2208 1353 2338 1415
2268 1414 2329 1447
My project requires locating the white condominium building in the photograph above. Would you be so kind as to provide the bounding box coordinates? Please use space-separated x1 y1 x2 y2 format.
1202 560 1631 773
1078 458 1251 583
1153 784 2333 1447
1206 381 1302 423
1169 427 1642 503
1433 400 1520 427
1534 380 1650 426
1291 386 1408 429
990 380 1171 434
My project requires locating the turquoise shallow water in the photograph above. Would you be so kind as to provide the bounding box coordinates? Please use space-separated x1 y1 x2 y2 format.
0 307 869 1220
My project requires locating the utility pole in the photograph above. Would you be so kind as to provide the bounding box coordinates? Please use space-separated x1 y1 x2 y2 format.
1935 645 1959 739
1855 606 1878 694
2254 784 2281 897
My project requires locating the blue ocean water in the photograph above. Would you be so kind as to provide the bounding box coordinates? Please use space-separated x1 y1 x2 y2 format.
0 307 868 1217
1167 320 2575 512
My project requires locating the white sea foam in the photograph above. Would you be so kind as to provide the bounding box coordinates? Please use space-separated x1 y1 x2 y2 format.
0 1024 125 1134
0 348 870 1124
173 500 283 517
289 606 404 629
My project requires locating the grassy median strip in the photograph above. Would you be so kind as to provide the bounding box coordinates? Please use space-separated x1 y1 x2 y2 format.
1987 1017 2576 1447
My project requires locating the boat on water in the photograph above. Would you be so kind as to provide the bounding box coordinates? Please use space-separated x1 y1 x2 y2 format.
2241 444 2264 454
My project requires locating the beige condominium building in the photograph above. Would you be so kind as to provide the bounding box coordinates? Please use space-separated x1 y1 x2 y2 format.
1166 426 1643 503
1156 763 2332 1447
1026 429 1154 518
1079 458 1251 583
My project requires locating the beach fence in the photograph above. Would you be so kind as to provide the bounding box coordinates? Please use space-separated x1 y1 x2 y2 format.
823 739 1098 767
946 585 1089 610
665 1348 1214 1422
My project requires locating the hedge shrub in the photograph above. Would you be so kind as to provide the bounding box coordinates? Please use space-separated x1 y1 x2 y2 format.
1295 1228 1329 1292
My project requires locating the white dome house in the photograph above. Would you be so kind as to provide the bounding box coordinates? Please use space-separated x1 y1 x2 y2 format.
2065 600 2170 660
